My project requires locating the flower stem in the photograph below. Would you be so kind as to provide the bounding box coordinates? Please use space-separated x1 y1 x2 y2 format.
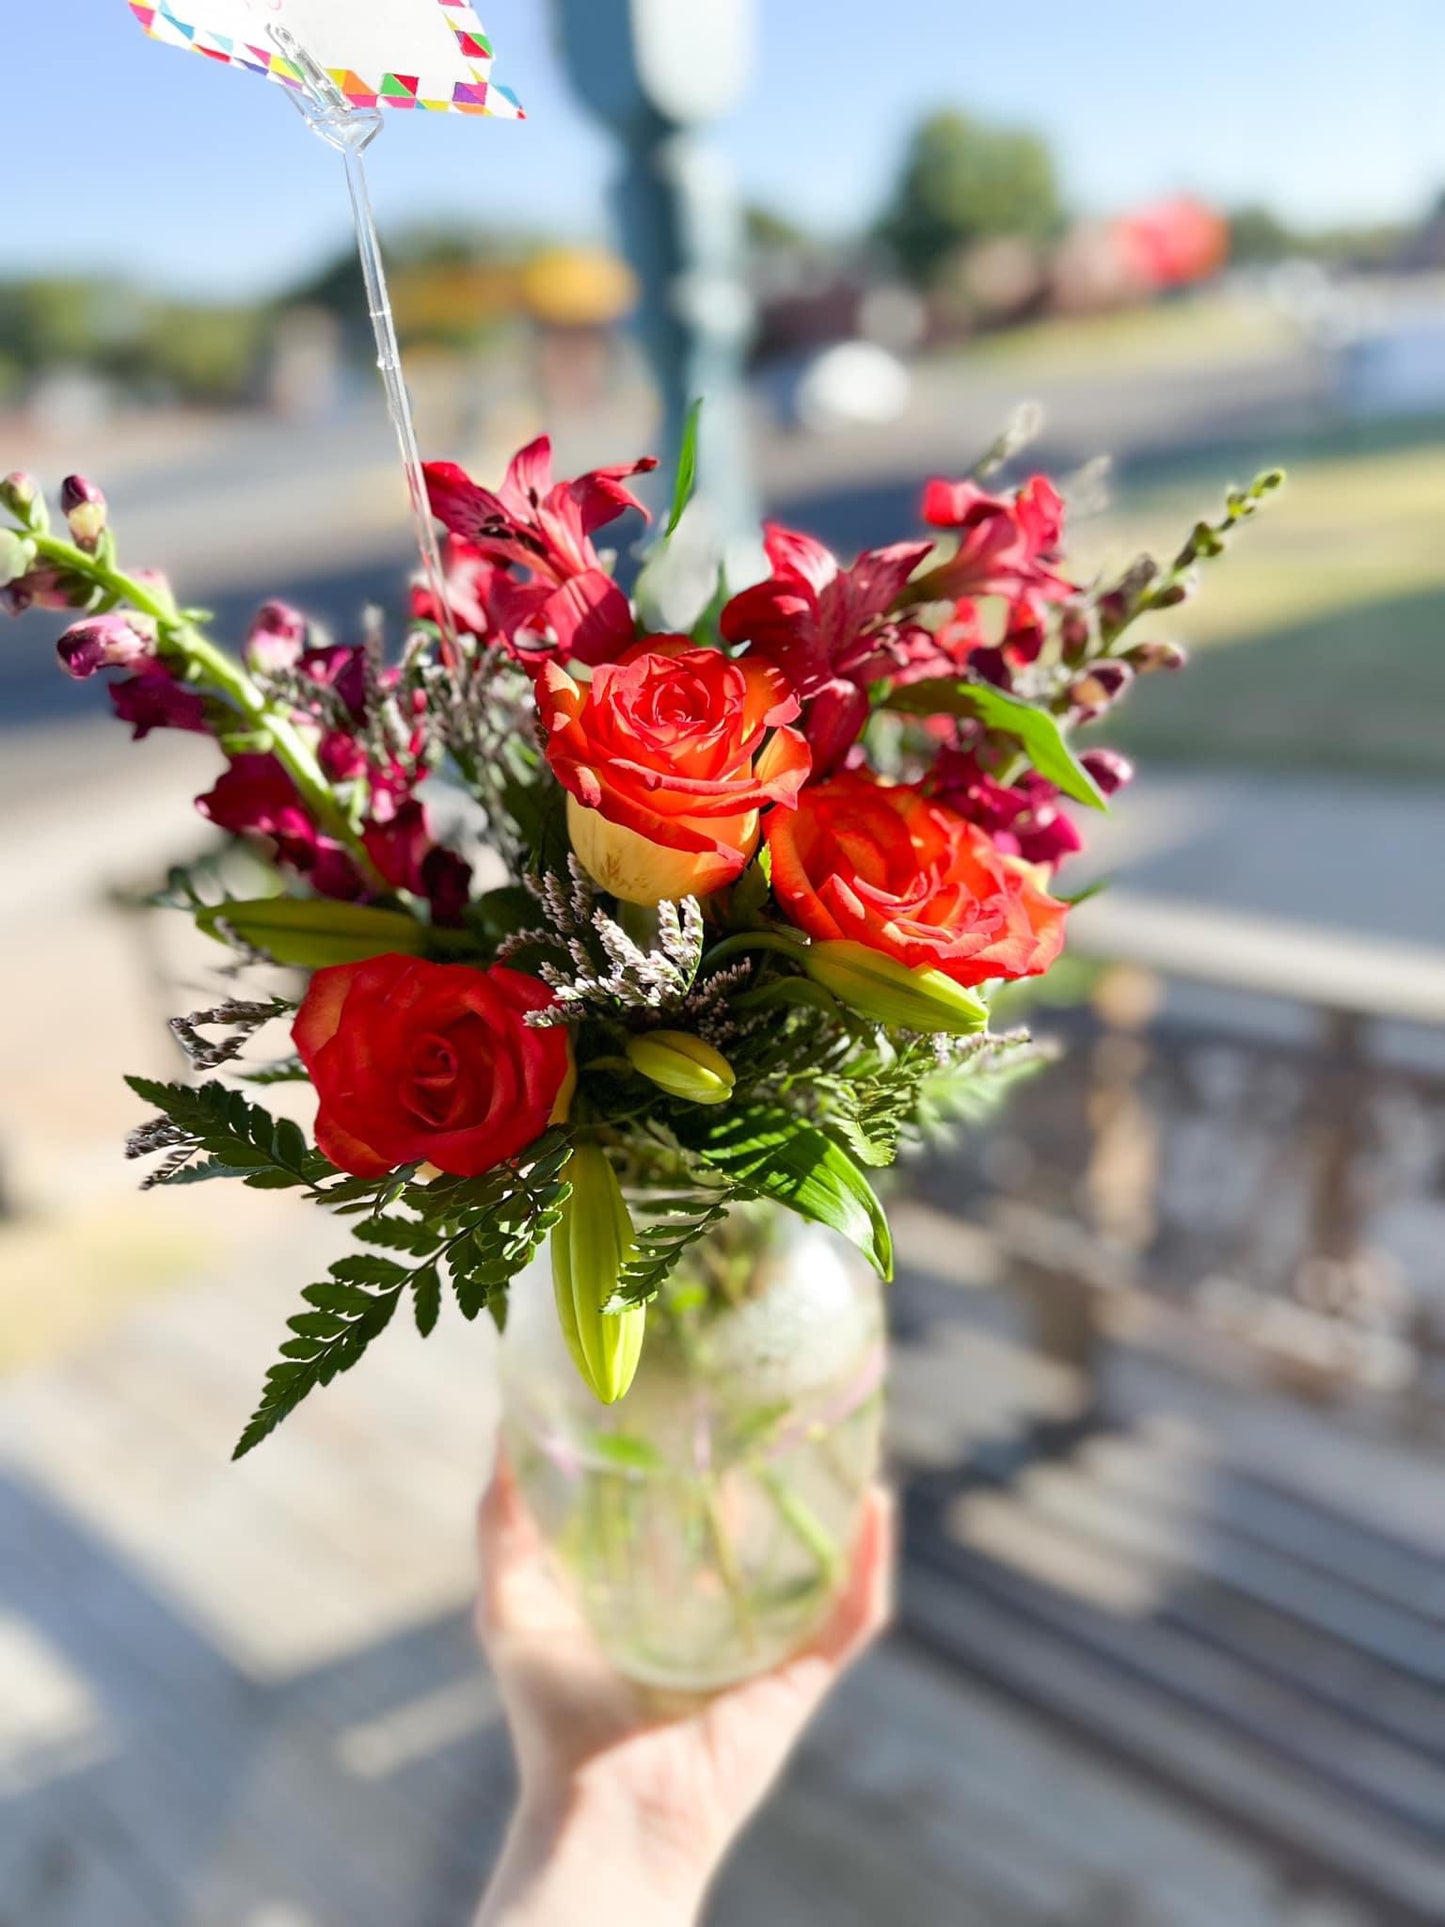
37 533 384 888
699 1475 758 1653
697 929 808 973
755 1465 843 1591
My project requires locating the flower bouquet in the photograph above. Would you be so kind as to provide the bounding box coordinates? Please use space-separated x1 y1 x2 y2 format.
1 431 1279 1686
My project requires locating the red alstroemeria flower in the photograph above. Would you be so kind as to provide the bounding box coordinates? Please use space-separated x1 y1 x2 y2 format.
424 436 657 667
918 474 1073 607
410 533 507 643
720 523 931 775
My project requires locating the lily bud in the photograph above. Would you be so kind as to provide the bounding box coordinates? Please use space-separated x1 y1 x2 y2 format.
1125 639 1187 674
60 474 107 550
552 1143 645 1405
625 1030 735 1106
57 612 158 679
0 472 43 530
0 529 36 588
803 938 988 1035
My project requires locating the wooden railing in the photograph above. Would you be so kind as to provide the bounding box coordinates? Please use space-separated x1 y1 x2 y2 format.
936 891 1445 1429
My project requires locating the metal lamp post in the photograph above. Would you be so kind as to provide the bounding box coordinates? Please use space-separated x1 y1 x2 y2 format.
551 0 759 545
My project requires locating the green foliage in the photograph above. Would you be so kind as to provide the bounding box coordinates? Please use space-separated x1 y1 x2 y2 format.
124 1076 331 1191
664 398 703 537
195 895 445 967
914 1033 1049 1134
823 1038 942 1168
233 1129 572 1457
677 1103 893 1281
402 1128 573 1321
240 1057 311 1086
232 1260 409 1461
0 276 266 402
880 678 1106 809
1102 468 1287 646
611 1194 734 1310
876 108 1063 285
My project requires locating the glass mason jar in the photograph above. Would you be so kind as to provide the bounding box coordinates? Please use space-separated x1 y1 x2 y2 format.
498 1201 885 1692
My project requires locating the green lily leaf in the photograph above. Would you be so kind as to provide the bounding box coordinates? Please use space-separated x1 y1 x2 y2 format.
665 397 703 538
879 678 1106 811
680 1103 894 1281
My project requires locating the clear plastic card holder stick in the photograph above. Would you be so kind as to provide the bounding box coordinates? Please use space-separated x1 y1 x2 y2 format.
267 22 458 665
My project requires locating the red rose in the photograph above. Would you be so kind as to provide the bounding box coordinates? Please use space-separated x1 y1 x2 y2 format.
293 956 572 1178
765 770 1067 987
537 638 811 903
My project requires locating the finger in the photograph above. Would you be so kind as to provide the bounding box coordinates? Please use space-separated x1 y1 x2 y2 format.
810 1483 896 1672
475 1451 576 1644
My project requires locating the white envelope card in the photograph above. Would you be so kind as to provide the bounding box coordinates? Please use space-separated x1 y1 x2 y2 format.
126 0 522 117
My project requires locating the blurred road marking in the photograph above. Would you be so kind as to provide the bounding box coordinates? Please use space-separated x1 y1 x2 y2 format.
336 1675 501 1780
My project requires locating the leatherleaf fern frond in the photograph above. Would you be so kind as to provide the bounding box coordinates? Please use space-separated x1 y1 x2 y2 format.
125 1075 332 1192
233 1128 572 1459
610 1190 735 1310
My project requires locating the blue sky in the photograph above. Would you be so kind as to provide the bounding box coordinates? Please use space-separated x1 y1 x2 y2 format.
7 1 1445 297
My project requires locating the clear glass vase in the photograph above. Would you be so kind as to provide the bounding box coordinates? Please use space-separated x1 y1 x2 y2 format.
498 1202 885 1692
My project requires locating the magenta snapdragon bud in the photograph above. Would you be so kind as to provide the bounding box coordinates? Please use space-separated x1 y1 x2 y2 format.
131 567 177 614
968 644 1013 689
244 600 309 674
60 474 107 550
110 671 208 739
1058 610 1092 666
0 472 42 527
1080 747 1135 797
1126 639 1187 674
1067 660 1132 718
2 560 95 616
57 612 158 679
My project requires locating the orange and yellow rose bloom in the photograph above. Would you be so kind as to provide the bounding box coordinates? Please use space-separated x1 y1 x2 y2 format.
537 638 811 904
766 769 1068 988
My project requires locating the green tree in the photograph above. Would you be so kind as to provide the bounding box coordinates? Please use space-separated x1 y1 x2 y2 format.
1227 204 1298 265
877 108 1063 285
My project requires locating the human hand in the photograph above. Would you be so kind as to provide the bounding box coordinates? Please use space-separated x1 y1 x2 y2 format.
473 1456 895 1927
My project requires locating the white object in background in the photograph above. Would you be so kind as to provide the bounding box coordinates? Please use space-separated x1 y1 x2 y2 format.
795 341 912 433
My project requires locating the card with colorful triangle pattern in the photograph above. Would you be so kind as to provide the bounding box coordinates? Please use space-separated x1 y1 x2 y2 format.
126 0 522 118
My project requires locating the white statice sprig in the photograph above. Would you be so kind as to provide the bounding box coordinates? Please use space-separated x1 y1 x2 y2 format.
500 856 705 1026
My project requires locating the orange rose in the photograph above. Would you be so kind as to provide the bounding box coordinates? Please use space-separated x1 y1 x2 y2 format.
537 638 811 903
765 770 1067 987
